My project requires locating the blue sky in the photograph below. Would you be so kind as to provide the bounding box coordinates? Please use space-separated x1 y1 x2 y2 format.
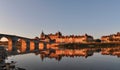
0 0 120 38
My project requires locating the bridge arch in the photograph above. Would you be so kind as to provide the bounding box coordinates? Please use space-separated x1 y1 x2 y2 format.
30 40 40 51
0 36 13 51
30 40 35 51
39 42 46 50
17 38 27 53
0 37 9 46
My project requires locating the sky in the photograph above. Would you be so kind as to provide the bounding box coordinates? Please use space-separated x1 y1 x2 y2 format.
0 0 120 39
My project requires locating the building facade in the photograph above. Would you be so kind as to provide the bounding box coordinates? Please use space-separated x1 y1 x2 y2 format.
40 31 94 43
101 32 120 42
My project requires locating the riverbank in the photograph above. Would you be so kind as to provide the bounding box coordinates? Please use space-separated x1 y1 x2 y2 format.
59 42 120 49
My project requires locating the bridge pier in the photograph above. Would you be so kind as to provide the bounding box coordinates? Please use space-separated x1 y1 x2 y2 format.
8 38 18 52
43 43 47 50
34 40 39 50
26 40 30 51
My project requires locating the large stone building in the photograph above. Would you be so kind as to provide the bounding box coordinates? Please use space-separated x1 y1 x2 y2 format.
101 32 120 42
40 31 94 43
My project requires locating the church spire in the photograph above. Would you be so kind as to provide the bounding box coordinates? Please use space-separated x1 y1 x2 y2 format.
40 30 45 38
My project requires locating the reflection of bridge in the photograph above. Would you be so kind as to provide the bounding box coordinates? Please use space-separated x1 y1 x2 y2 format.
6 46 120 61
0 33 45 52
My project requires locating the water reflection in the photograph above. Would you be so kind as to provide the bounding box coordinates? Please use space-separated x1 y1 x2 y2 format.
2 45 120 70
37 46 120 61
7 46 120 61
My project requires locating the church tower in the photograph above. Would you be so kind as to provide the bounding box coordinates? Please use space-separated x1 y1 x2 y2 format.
56 31 62 37
40 31 45 38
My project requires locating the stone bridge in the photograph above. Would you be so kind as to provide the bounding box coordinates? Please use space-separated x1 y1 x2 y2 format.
0 33 45 52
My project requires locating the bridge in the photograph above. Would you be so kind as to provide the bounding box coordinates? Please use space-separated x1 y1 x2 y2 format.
0 33 46 52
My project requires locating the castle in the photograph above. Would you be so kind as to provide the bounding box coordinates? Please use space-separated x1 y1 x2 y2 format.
101 32 120 42
40 31 94 43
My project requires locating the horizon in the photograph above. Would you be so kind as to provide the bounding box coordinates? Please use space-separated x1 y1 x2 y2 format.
0 0 120 39
0 31 120 39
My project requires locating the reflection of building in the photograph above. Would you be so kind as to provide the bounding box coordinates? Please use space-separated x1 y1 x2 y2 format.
101 47 120 57
40 31 94 43
101 32 120 42
40 49 94 61
39 46 120 61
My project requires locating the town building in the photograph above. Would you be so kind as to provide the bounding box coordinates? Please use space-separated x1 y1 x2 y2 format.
40 31 94 43
101 32 120 42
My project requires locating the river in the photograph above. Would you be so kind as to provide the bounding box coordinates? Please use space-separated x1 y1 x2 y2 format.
4 46 120 70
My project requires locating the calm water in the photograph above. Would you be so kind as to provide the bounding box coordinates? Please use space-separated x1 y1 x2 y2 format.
5 46 120 70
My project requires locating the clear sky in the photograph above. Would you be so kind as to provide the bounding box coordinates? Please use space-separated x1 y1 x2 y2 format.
0 0 120 39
